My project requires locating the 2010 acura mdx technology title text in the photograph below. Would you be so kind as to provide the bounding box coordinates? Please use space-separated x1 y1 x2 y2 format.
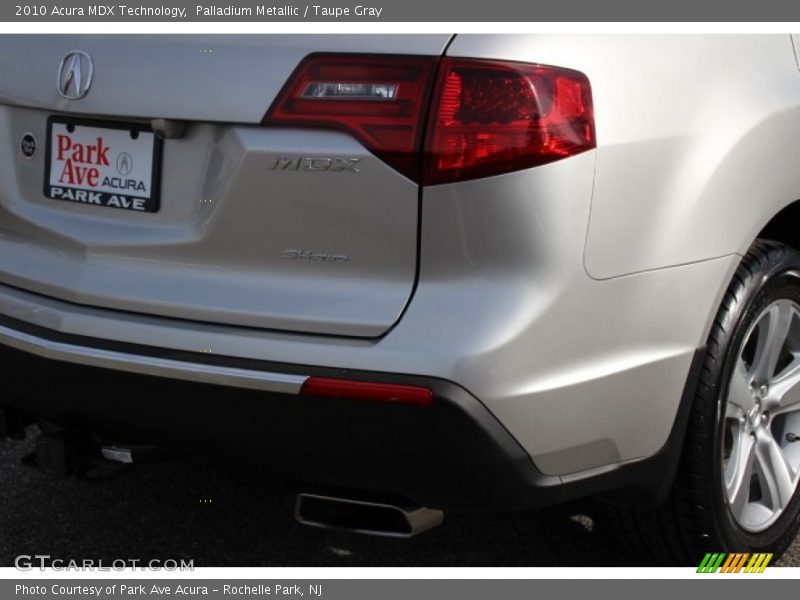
1 34 800 565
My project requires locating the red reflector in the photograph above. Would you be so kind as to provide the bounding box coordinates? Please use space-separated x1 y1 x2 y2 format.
300 377 433 405
423 58 596 185
263 53 439 182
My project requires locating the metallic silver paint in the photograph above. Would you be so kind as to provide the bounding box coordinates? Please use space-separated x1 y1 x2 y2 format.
0 321 307 393
0 34 796 479
0 35 450 121
446 34 800 279
0 115 419 337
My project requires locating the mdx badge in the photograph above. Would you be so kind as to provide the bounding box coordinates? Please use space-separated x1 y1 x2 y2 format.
267 156 360 173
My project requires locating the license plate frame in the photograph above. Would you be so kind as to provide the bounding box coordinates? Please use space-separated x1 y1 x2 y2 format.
43 116 163 213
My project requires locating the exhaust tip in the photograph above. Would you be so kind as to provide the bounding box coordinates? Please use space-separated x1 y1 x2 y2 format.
295 493 443 538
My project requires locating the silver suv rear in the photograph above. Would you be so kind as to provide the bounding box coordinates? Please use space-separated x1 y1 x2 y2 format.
2 34 800 564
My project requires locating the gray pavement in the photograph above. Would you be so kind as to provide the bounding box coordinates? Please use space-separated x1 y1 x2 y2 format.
0 431 798 568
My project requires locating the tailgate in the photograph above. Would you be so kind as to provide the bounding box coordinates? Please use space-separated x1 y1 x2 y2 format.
0 34 451 337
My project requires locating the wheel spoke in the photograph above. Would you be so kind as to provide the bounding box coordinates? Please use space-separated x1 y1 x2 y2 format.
728 359 755 413
726 426 755 521
751 302 794 383
767 355 800 415
754 429 795 510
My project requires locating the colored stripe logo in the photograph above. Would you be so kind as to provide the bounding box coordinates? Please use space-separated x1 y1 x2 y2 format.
697 553 773 573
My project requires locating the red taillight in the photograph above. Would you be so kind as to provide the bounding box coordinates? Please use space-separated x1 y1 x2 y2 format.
264 53 439 181
265 54 594 185
422 58 595 185
300 377 433 406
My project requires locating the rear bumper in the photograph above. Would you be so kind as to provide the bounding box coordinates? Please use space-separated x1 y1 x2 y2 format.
0 315 307 394
0 311 554 512
0 310 696 511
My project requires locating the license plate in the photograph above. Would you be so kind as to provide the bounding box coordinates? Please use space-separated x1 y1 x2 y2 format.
44 117 162 213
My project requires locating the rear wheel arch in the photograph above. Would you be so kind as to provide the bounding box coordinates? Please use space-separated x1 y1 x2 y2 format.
754 199 800 252
614 240 800 564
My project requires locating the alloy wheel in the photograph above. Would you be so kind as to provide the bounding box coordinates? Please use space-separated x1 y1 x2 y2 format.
723 299 800 532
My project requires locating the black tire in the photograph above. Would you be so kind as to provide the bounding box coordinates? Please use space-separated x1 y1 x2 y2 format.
615 240 800 565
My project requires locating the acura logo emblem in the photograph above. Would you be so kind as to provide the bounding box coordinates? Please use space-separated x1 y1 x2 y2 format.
57 51 93 99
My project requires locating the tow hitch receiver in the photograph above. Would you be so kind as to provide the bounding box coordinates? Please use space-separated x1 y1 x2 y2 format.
35 430 93 478
23 425 159 480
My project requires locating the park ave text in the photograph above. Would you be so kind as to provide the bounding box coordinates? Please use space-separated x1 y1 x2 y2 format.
23 4 385 18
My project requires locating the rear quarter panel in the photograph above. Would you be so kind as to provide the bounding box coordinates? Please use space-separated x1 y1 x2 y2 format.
447 34 800 279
